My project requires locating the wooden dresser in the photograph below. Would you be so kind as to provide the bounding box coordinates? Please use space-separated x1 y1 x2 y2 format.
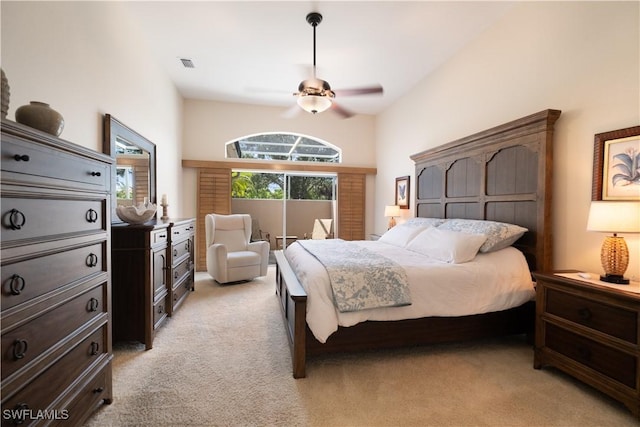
111 218 195 349
1 119 113 425
534 271 640 418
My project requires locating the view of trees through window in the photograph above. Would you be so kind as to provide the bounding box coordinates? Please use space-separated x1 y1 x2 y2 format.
232 172 334 200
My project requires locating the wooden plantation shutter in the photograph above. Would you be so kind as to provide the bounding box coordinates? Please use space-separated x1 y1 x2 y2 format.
196 168 231 271
337 173 365 240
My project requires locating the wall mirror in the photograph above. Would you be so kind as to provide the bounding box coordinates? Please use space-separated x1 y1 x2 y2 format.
103 114 157 223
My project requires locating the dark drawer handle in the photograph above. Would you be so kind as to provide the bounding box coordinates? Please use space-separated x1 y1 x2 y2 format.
185 241 190 251
93 387 105 394
87 297 100 312
158 234 167 238
90 341 100 356
578 308 592 321
90 171 102 177
9 403 29 425
174 248 178 257
13 339 28 360
174 270 180 279
86 208 99 223
86 253 99 268
13 154 30 162
9 274 26 295
158 304 165 314
8 209 26 230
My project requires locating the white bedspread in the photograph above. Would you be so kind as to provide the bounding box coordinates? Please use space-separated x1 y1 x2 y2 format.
284 240 535 343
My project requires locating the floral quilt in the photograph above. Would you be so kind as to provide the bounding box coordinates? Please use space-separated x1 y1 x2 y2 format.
296 239 412 312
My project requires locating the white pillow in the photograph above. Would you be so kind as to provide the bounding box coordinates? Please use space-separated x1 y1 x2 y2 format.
406 227 487 264
438 219 527 253
378 223 428 247
403 217 446 228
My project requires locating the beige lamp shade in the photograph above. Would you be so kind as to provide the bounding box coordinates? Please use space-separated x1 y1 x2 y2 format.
587 201 640 233
587 201 640 284
384 205 401 229
384 205 401 218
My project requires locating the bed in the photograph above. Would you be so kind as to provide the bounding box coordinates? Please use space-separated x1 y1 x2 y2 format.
275 109 562 378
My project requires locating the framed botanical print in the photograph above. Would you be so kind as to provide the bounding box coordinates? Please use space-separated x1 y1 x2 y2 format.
395 176 410 209
592 125 640 201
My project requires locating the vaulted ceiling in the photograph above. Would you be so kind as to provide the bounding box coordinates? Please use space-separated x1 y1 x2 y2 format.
124 1 513 117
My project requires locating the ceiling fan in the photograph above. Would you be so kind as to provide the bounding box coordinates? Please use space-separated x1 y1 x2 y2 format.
293 12 383 118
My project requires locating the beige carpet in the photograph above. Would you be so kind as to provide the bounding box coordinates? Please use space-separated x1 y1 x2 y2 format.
86 267 637 426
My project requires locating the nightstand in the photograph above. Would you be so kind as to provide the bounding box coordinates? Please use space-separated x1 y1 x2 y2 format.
533 271 640 418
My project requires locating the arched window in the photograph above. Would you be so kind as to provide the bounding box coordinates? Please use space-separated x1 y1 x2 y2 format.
225 132 341 163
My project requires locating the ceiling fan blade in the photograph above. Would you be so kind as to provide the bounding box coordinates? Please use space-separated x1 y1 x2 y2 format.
333 85 384 97
282 103 301 119
330 102 354 119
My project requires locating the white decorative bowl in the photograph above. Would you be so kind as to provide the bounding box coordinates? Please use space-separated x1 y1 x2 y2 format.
116 204 157 225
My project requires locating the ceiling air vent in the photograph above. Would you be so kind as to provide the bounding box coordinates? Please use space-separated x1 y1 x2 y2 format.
180 58 195 68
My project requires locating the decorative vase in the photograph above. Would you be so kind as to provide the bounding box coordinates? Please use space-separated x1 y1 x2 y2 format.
1 69 9 119
15 101 65 136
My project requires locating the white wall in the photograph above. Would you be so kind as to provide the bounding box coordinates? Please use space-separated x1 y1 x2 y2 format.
376 2 640 279
181 99 377 233
1 1 184 214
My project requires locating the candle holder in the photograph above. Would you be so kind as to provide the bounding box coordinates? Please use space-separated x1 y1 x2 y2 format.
161 203 169 221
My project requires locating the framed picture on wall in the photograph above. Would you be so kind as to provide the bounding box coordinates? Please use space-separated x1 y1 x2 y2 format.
592 125 640 201
395 176 410 209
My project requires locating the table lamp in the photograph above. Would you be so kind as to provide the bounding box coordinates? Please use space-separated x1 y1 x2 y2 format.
587 201 640 284
385 205 401 229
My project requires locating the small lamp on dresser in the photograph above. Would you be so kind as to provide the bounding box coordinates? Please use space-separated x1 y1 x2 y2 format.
384 205 401 229
587 201 640 284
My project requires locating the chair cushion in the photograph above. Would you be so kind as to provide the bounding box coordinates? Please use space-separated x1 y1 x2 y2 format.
227 251 262 268
214 214 246 230
215 229 247 252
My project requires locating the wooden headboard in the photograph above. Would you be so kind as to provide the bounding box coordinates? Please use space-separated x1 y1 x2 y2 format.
410 109 561 273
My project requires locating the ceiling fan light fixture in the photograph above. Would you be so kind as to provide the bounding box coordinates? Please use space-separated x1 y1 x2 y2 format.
297 94 332 114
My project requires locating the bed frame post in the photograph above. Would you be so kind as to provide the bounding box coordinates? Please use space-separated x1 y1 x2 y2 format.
274 250 308 378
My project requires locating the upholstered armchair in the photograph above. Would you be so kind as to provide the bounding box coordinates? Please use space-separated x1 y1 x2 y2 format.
205 213 269 284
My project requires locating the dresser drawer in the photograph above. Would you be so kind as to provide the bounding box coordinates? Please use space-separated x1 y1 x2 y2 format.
546 323 637 389
172 275 192 313
1 326 107 426
1 283 107 381
172 256 193 286
151 228 169 245
1 135 110 192
170 221 195 241
62 364 111 426
1 196 106 245
171 238 192 264
546 288 638 344
1 242 105 312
